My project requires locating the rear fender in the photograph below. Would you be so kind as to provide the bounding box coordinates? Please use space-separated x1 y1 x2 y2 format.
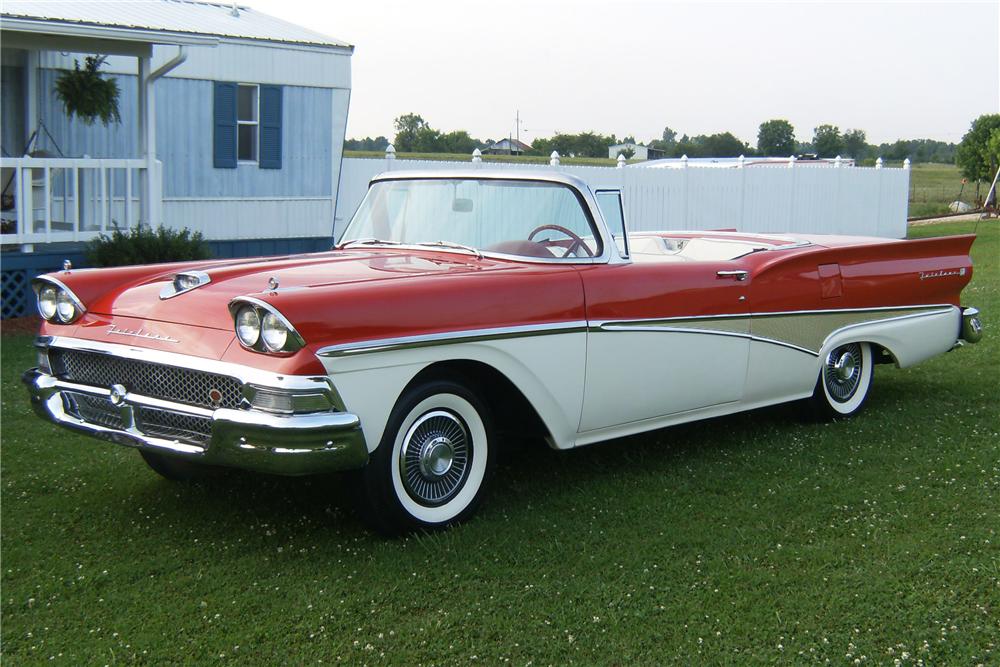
818 306 960 370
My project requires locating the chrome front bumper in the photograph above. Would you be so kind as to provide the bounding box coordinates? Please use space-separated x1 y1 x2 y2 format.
23 367 370 476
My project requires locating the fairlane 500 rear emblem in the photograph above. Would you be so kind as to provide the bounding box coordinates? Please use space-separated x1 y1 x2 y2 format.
106 324 180 343
919 268 966 280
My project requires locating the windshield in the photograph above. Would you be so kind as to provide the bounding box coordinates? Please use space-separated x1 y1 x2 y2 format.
339 178 602 259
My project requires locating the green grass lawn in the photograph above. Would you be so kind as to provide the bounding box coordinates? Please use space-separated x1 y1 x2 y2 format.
907 163 985 219
2 221 997 664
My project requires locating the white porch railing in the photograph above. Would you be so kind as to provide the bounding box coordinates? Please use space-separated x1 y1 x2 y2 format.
0 156 158 247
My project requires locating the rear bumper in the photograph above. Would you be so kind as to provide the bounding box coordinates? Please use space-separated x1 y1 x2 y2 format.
23 367 369 476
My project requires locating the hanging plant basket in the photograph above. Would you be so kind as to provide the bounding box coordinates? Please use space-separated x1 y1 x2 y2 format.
54 55 122 126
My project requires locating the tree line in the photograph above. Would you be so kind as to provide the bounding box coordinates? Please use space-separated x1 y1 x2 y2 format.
344 113 1000 179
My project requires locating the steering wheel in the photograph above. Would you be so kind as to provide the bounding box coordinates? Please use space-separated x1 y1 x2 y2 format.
527 224 594 258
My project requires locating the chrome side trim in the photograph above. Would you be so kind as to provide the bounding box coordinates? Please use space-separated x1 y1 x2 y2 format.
316 305 955 359
317 321 589 358
594 304 956 327
751 304 953 318
594 322 817 356
592 305 956 356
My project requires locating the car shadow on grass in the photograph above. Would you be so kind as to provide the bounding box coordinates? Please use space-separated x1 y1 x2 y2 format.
120 399 805 541
122 463 372 539
107 368 936 541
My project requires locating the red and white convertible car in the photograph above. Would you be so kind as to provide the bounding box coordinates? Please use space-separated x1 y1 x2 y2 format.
24 171 983 533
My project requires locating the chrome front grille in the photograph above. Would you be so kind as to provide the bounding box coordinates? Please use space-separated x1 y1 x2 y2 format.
135 406 212 447
64 391 125 430
62 389 214 447
49 349 243 410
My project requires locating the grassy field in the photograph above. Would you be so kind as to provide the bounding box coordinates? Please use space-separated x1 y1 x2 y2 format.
2 221 997 664
907 163 985 219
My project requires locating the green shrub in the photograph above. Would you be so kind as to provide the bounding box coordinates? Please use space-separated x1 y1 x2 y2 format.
86 225 211 267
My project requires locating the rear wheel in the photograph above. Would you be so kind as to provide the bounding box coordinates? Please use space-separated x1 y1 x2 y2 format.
356 380 495 535
808 341 874 419
139 450 216 481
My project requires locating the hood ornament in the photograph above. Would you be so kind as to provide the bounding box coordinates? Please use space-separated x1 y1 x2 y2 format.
267 276 280 291
62 259 73 271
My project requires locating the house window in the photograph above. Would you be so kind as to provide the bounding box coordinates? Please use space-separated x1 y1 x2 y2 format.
214 81 282 170
237 84 258 162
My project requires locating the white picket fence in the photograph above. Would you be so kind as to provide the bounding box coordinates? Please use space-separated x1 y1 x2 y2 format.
334 150 910 240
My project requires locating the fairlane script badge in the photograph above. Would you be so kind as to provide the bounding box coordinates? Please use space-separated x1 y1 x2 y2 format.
919 268 966 280
106 325 180 344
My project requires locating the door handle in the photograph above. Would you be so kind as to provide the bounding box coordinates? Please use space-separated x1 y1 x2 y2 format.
717 270 749 281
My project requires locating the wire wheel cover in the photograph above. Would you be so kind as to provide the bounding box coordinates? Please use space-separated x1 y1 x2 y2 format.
399 410 472 506
824 343 864 402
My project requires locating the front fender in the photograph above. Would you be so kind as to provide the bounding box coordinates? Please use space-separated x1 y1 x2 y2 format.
319 331 587 452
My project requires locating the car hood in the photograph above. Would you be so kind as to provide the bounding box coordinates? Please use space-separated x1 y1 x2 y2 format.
87 249 514 330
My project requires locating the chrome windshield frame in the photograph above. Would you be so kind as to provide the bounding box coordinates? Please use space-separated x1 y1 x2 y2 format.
337 170 626 266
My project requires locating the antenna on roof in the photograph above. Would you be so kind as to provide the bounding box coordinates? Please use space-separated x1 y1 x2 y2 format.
230 1 240 17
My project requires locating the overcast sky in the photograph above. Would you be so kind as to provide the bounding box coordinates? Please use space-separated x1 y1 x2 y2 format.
248 0 999 147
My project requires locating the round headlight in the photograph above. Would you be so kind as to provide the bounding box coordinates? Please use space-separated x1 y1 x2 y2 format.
261 312 288 351
55 290 76 323
236 307 261 347
38 285 58 320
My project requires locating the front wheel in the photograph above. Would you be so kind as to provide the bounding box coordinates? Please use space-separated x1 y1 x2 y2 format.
808 341 874 419
356 380 495 535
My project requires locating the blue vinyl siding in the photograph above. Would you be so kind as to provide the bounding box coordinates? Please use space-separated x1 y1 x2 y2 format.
157 78 331 198
37 69 139 159
31 71 332 198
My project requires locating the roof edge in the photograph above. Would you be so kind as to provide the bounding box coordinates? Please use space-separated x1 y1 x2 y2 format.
0 14 353 53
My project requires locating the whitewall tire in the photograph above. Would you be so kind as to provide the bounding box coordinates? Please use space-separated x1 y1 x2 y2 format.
357 380 495 535
809 341 874 419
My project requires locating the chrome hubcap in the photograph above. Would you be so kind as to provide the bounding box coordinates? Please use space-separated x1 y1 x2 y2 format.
420 437 455 477
400 410 470 506
833 352 856 381
824 343 863 402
